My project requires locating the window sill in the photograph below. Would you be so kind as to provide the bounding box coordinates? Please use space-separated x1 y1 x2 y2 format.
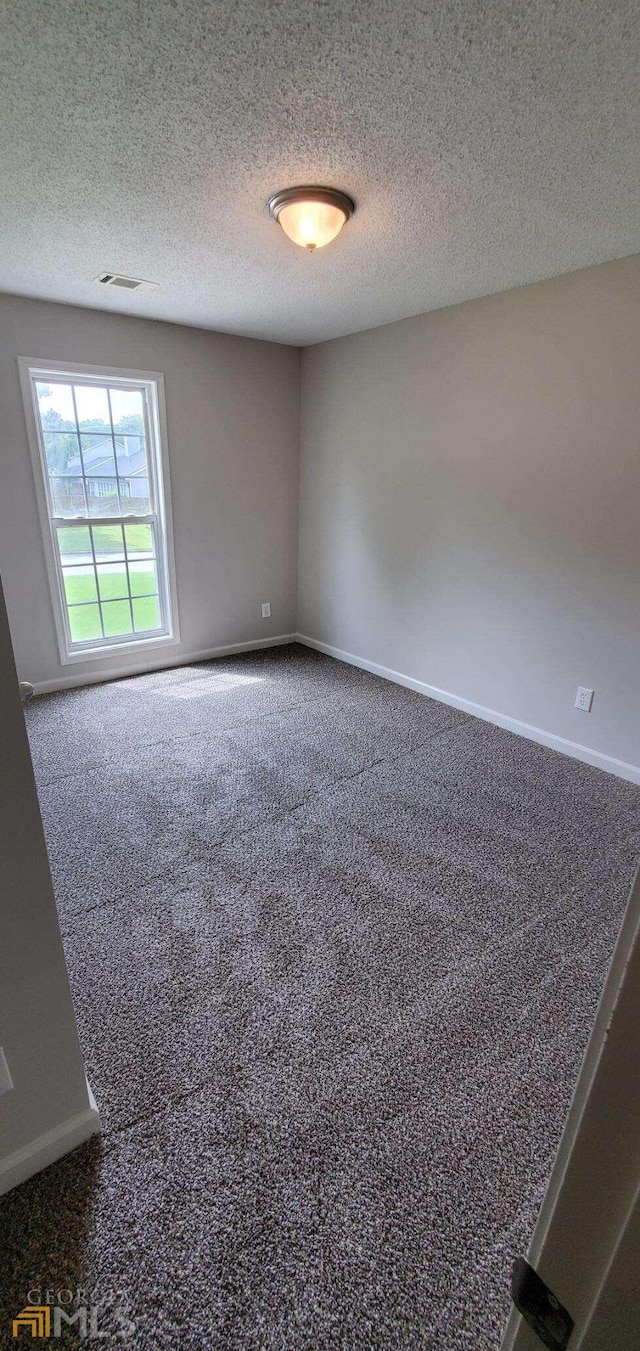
60 630 180 666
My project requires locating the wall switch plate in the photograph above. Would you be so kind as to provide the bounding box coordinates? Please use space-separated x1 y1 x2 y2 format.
261 602 271 618
0 1047 13 1095
575 686 594 712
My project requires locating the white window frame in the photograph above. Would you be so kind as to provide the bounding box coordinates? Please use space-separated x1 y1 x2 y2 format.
19 358 180 665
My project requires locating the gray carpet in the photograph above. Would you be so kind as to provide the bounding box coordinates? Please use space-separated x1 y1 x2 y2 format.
2 643 639 1349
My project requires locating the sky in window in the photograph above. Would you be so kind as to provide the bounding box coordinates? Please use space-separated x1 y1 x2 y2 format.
37 382 142 425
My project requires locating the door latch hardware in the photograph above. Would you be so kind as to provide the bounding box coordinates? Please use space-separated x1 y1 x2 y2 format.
511 1257 574 1350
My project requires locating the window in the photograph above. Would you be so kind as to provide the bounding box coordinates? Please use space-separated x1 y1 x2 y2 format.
20 360 178 663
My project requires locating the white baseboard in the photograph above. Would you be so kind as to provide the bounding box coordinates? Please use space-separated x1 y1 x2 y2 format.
0 1079 101 1196
296 633 640 786
31 634 297 695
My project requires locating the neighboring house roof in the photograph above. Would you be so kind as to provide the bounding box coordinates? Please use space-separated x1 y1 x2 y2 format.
69 433 148 479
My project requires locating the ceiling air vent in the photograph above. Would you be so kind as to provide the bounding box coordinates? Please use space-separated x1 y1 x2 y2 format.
94 272 158 292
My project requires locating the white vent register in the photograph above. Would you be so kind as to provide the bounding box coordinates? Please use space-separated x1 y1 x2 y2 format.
94 272 158 292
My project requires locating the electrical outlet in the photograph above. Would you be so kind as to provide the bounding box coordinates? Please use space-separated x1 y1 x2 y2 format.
261 602 271 619
0 1047 13 1095
575 686 594 712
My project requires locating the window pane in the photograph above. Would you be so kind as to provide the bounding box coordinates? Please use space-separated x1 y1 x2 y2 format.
110 386 144 433
43 430 80 477
101 599 133 637
110 390 150 513
97 563 129 601
114 435 146 473
36 381 75 431
63 568 98 605
79 433 119 517
86 478 120 517
81 432 116 472
68 604 102 642
129 559 158 596
120 472 151 515
91 523 125 560
124 522 154 557
132 595 161 632
50 476 87 517
74 384 110 431
56 524 92 565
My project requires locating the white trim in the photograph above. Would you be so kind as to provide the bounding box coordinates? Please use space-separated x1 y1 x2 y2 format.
501 864 640 1349
31 633 297 694
151 370 180 652
295 633 640 785
16 356 171 386
0 1079 101 1197
58 628 180 664
17 357 180 664
18 357 70 662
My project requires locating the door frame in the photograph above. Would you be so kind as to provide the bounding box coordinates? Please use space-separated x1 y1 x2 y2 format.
501 864 640 1349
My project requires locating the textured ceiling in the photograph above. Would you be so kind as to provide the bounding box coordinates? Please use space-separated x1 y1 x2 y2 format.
1 0 640 345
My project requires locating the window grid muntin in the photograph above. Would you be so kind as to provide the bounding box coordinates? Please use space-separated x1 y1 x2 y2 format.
54 518 164 649
30 369 170 655
40 380 152 522
85 507 105 640
105 386 124 517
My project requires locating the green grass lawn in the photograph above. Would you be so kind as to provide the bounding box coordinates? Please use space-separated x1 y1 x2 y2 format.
64 567 160 642
64 567 157 603
57 523 162 642
57 522 153 555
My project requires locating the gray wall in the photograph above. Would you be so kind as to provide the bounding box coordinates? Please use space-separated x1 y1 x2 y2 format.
3 261 640 767
298 255 640 772
0 579 94 1173
0 294 300 688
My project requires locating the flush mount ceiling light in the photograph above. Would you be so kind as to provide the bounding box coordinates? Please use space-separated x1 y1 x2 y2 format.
268 186 355 252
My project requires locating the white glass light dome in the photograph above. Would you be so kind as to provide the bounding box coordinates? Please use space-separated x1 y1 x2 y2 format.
268 186 355 252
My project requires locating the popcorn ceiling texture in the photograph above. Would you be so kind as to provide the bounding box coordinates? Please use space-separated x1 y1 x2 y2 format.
1 645 639 1348
1 0 640 344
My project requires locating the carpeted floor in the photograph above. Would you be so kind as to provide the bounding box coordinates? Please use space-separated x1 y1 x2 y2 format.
2 643 639 1349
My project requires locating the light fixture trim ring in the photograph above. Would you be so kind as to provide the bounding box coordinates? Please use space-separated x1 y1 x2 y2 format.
267 185 355 221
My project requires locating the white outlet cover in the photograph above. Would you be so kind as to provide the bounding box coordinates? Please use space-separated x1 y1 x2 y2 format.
575 686 594 712
0 1047 13 1094
261 602 271 618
